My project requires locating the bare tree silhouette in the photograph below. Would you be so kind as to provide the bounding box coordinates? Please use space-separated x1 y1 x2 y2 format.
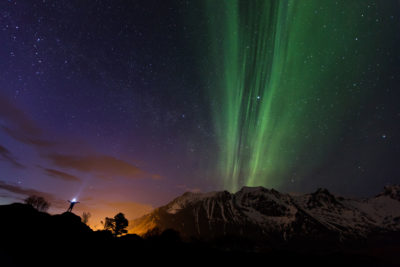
82 212 91 224
104 217 114 231
24 195 50 212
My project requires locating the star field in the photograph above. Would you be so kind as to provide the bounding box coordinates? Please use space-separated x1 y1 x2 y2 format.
0 0 399 227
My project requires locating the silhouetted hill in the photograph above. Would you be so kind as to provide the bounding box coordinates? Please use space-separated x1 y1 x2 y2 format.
0 203 94 266
0 203 92 242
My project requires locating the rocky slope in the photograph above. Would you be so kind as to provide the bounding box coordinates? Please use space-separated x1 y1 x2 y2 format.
130 185 400 242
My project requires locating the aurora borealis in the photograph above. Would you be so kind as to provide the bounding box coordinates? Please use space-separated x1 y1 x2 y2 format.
200 0 399 191
0 0 399 227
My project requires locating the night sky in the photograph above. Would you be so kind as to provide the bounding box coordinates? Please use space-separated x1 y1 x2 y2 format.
0 0 399 229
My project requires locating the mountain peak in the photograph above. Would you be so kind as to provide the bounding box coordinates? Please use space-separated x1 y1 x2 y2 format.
131 186 400 241
237 186 282 195
377 184 400 201
314 188 332 195
238 185 265 192
306 187 341 209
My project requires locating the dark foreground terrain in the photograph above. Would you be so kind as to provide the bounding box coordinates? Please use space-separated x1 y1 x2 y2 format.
0 203 399 267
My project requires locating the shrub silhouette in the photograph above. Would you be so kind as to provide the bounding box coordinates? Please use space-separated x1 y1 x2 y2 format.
82 211 91 224
24 195 50 212
104 212 128 236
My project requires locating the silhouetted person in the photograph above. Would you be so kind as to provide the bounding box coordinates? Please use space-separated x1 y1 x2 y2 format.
67 199 80 212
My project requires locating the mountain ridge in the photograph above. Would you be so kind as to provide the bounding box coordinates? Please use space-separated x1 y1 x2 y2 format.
130 185 400 243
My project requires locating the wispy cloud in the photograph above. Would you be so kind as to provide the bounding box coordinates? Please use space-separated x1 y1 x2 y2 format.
42 167 81 183
0 94 55 148
1 126 55 147
0 95 40 135
46 153 146 179
0 94 154 182
0 180 65 208
0 144 25 169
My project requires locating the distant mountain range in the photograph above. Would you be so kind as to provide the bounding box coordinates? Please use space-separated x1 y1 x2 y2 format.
130 185 400 243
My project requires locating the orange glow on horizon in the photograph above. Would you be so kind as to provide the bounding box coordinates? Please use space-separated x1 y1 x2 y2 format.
59 199 154 233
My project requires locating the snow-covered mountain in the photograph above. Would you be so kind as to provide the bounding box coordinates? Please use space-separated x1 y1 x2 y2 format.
130 185 400 242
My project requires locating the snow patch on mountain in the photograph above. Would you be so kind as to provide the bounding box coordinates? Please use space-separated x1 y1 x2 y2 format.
130 185 400 241
166 191 222 214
